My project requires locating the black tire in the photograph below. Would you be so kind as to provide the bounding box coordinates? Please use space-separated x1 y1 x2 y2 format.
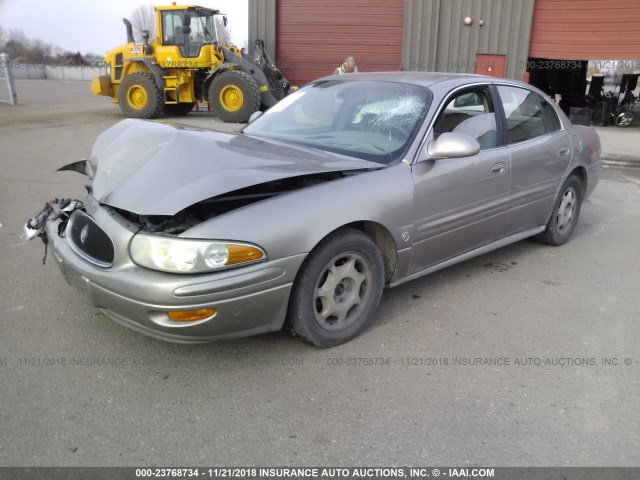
163 102 195 116
208 70 261 123
534 175 583 246
287 229 385 347
117 72 163 119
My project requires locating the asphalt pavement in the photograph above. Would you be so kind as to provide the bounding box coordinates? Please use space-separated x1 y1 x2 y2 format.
594 125 640 168
0 80 639 468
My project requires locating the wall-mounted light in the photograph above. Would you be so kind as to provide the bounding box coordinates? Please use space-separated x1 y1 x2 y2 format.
479 19 484 27
463 16 473 26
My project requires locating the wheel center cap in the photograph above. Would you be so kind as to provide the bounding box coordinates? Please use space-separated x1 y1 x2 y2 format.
334 278 354 303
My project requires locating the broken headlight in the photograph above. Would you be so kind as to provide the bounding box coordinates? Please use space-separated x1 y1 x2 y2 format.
130 234 266 273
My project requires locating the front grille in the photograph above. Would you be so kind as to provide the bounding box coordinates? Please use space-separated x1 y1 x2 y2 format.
114 53 123 80
68 211 115 267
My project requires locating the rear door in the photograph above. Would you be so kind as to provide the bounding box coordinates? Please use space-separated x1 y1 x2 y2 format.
495 85 571 235
409 85 511 273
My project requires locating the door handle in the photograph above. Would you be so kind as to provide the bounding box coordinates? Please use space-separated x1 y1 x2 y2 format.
491 162 506 175
558 148 571 157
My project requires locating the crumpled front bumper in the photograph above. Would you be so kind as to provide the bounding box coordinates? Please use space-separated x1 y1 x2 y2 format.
44 200 306 343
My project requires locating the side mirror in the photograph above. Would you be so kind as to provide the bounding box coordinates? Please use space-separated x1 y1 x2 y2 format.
248 111 263 123
142 30 152 55
183 12 191 27
423 132 480 160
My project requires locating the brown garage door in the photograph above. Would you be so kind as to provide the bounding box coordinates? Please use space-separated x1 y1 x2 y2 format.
276 0 404 87
529 0 640 60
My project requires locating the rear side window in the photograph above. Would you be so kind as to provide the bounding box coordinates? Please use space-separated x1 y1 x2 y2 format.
497 85 546 144
538 95 560 133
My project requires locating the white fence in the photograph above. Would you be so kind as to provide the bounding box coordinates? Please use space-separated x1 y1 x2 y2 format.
8 63 106 81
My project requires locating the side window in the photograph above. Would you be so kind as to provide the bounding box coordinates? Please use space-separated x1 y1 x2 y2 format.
497 85 546 144
162 12 183 46
433 88 498 151
538 94 560 133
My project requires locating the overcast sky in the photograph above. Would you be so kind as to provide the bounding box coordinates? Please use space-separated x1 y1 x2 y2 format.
0 0 249 55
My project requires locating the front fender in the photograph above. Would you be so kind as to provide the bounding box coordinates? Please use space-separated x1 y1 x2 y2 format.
183 162 414 262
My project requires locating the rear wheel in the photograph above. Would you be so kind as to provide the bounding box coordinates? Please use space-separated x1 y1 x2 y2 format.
287 229 385 347
163 102 195 116
117 72 163 119
208 71 261 123
534 175 583 246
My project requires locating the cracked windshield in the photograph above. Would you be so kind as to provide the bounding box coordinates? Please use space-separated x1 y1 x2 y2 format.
244 80 432 164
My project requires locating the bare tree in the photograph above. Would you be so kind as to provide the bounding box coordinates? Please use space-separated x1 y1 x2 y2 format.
130 5 156 43
3 29 28 60
7 29 28 46
0 27 88 64
31 38 53 63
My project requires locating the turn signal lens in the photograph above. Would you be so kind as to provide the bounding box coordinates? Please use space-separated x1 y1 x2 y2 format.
226 244 265 265
167 308 216 322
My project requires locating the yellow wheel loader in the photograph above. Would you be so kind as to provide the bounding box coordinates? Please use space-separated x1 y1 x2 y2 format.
91 5 291 123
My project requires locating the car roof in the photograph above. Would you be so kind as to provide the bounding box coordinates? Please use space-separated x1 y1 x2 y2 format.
314 71 533 91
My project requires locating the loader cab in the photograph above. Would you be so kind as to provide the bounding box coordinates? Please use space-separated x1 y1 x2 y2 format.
158 6 226 58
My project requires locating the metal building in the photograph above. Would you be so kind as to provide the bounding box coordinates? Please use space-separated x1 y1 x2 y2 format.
250 0 404 87
249 0 640 87
403 0 535 80
529 0 640 61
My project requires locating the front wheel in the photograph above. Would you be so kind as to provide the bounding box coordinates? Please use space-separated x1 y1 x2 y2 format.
287 229 385 347
117 72 163 119
534 175 583 246
208 71 261 123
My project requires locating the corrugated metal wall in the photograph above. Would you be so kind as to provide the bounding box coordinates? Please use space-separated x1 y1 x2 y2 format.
248 0 277 59
403 0 534 80
529 0 640 60
275 0 404 86
402 0 441 71
249 0 640 86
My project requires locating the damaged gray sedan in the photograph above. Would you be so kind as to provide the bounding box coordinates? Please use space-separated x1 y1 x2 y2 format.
26 73 601 347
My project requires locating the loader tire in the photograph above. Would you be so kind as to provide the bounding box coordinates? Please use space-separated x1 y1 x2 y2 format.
118 72 163 119
208 71 261 123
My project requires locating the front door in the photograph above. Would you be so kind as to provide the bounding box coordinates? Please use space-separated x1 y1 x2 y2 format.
409 85 510 273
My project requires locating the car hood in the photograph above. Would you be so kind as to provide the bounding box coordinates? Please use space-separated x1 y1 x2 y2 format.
86 119 381 216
